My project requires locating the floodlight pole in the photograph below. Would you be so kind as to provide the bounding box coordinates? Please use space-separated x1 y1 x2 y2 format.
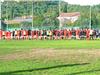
89 5 92 29
59 0 61 29
0 0 1 30
32 1 33 30
6 1 8 31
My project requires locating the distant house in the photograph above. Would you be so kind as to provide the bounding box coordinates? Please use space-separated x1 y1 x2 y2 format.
4 15 32 24
57 12 80 28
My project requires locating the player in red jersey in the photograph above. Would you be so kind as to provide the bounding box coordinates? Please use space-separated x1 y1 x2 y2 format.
55 30 58 40
86 29 90 40
5 31 8 40
68 29 72 39
0 29 2 40
25 30 28 40
64 29 67 39
32 30 34 39
36 30 38 40
34 30 37 39
7 31 11 40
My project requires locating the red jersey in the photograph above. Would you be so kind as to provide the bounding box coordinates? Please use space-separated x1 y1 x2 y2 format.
86 29 90 36
6 31 8 37
36 31 38 37
32 31 34 37
76 29 80 36
0 30 2 37
8 31 11 37
68 30 72 36
56 30 58 36
64 30 67 36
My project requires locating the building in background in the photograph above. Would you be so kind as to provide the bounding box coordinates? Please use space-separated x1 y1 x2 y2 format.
57 12 80 28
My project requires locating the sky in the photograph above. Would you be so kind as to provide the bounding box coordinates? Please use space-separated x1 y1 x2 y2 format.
1 0 100 5
63 0 100 5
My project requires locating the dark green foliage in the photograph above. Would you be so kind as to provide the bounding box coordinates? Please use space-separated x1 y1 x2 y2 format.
21 22 32 30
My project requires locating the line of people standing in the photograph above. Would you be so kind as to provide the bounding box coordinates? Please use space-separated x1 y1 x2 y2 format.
0 28 100 40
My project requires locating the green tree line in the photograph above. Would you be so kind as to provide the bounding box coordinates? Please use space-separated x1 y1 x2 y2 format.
1 1 100 29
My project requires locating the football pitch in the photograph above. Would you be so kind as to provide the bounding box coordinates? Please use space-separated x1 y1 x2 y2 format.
0 40 100 75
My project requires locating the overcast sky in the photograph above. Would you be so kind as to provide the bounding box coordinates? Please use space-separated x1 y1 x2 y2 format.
63 0 100 5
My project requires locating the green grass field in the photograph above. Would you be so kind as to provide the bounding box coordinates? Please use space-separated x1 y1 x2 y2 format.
0 40 100 75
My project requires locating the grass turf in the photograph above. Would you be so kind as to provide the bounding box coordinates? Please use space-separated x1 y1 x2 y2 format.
0 40 100 49
0 40 100 55
0 40 100 75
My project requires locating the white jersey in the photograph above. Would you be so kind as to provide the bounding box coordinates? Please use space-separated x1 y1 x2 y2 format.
89 30 93 35
23 31 26 35
3 31 5 35
15 31 17 35
47 31 49 35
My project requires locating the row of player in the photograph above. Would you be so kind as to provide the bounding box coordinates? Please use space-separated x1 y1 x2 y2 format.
0 29 100 40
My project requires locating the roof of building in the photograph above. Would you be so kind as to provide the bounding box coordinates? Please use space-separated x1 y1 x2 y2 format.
4 16 32 24
59 12 80 17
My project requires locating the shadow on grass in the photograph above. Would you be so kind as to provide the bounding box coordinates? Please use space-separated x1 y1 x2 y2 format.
66 69 100 75
0 63 89 75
